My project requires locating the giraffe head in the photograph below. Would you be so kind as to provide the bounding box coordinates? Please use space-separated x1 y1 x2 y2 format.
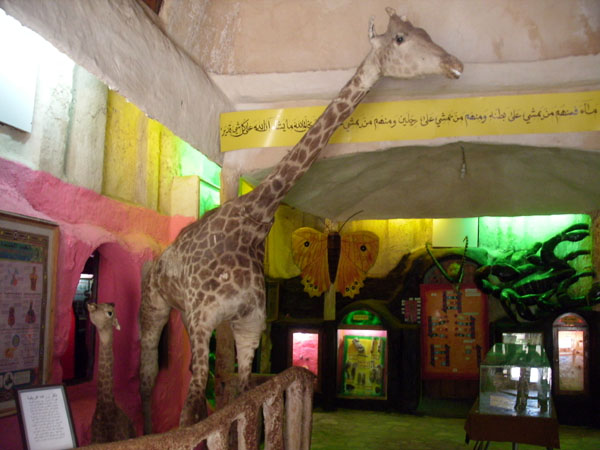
87 302 121 332
369 7 463 79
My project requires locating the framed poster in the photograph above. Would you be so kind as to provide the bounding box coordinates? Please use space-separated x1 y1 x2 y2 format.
0 212 59 416
339 334 387 398
15 384 77 449
420 284 488 380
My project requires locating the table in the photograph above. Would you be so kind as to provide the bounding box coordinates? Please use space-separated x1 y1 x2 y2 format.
464 397 560 449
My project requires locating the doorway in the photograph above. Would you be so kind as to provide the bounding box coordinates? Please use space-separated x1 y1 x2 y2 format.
62 251 99 383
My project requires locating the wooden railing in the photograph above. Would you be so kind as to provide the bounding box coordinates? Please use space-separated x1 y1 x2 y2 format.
84 366 315 450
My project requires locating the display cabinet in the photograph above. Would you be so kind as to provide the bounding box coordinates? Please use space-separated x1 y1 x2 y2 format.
290 329 321 391
479 343 552 417
552 312 588 395
337 310 388 399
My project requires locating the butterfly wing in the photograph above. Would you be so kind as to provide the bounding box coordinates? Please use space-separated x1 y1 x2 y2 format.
291 227 331 297
335 231 379 298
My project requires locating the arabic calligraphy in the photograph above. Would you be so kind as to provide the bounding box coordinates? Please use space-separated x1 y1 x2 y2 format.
220 91 600 152
221 116 318 138
339 103 598 131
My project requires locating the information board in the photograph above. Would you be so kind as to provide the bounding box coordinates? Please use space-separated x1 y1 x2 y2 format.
420 284 488 380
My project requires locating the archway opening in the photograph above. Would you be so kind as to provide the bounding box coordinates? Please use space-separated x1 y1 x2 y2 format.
62 250 99 384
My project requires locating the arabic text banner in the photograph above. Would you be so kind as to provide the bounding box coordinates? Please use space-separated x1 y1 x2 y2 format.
220 90 600 152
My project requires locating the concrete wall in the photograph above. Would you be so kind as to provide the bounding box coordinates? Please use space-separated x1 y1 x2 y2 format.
0 37 205 216
160 0 600 74
0 0 232 165
0 44 107 193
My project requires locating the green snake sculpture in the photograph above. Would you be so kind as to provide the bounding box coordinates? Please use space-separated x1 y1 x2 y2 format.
474 223 599 321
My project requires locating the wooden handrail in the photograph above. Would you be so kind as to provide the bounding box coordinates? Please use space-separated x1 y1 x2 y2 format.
83 366 315 450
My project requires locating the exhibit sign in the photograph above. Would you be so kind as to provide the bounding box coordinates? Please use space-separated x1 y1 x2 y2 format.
420 284 488 380
0 212 58 417
220 90 600 151
15 384 77 450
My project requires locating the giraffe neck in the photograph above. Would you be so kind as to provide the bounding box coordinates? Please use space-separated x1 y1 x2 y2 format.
243 52 381 224
96 330 115 405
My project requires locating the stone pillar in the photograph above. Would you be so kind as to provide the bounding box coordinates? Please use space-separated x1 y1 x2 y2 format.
65 65 108 193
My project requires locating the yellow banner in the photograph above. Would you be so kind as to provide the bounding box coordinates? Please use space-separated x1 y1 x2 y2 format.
220 90 600 152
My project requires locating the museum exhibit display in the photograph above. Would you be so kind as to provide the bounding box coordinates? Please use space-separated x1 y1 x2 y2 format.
337 310 388 399
0 212 58 417
552 312 589 395
1 1 599 448
291 330 321 391
479 343 552 416
420 284 488 380
465 343 560 448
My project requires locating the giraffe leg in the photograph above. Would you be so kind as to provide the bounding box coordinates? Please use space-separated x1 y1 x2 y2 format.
231 316 265 392
179 326 211 427
139 288 171 435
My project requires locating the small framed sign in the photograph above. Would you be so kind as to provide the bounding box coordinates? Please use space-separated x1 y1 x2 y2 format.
15 384 77 450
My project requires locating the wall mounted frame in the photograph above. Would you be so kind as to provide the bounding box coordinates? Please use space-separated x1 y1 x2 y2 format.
0 211 59 416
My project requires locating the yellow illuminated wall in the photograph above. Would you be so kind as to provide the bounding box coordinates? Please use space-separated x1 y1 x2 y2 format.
263 204 433 279
265 210 593 288
103 90 220 216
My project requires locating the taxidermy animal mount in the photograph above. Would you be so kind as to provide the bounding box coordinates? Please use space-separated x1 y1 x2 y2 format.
139 7 462 433
87 303 136 443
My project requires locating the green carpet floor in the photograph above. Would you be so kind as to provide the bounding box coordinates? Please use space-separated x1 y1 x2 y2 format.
310 408 600 450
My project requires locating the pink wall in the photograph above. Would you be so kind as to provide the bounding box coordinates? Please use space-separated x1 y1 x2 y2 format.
0 158 195 448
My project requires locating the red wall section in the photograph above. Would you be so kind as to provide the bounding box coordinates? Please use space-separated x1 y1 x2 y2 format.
0 157 195 447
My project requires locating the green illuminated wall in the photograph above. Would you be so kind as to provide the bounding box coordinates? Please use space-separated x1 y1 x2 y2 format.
478 214 592 297
180 138 221 216
479 214 591 251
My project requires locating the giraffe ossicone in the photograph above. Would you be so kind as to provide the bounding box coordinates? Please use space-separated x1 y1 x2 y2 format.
139 8 462 433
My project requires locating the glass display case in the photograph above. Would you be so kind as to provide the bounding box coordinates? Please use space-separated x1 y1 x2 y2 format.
291 331 319 375
552 313 588 395
290 329 321 391
479 343 552 417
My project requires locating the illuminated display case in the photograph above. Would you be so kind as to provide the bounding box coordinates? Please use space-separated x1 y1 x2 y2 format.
479 343 552 417
552 313 588 395
290 329 321 391
337 310 388 399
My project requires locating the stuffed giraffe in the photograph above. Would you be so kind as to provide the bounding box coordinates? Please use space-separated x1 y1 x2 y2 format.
139 7 463 433
88 302 136 443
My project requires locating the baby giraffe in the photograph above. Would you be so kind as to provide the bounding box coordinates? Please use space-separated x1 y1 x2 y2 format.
87 302 136 443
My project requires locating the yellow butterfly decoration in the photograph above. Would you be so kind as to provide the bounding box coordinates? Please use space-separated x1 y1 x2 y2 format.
291 223 379 299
